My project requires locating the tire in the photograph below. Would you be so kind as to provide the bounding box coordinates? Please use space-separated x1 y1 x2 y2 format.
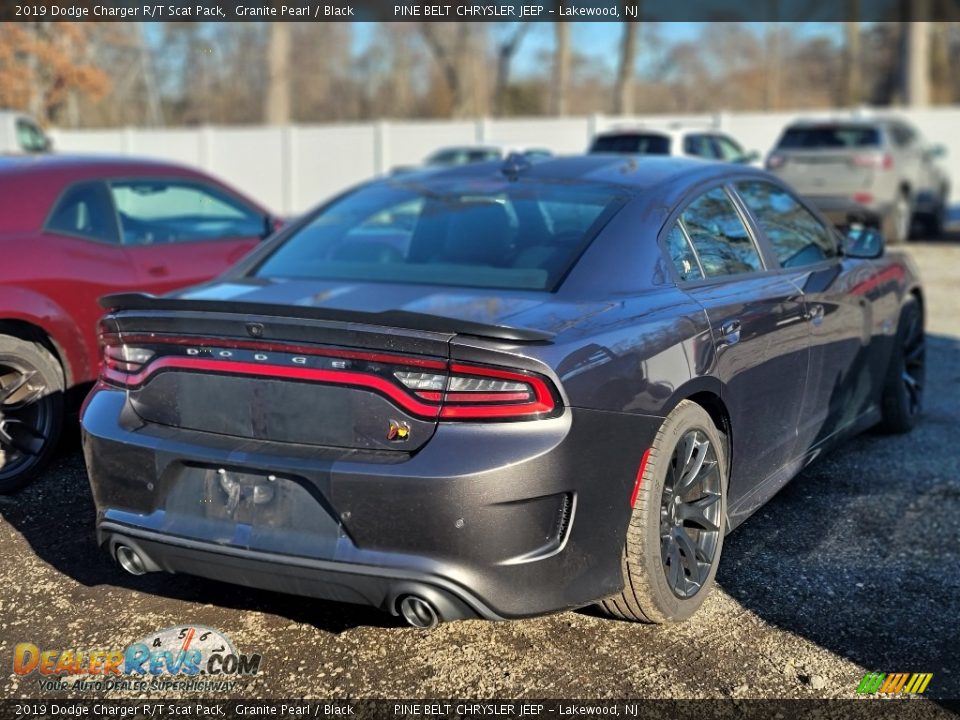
879 297 924 434
919 203 945 239
600 400 727 623
883 194 911 245
0 335 64 494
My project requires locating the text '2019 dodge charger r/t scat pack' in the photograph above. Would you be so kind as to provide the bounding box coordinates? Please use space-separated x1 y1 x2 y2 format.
82 156 924 628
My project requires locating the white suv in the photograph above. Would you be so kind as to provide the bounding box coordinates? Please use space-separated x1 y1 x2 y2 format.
0 111 51 154
589 125 758 164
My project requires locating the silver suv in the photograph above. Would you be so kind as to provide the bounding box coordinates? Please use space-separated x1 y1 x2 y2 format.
766 118 949 242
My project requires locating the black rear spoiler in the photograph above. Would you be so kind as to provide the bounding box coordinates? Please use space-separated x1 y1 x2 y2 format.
98 293 554 343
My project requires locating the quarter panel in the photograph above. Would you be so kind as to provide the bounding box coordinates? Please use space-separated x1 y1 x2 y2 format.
467 287 714 416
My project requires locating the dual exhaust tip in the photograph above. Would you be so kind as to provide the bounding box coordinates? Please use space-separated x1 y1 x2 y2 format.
398 595 440 629
115 544 149 576
114 542 445 629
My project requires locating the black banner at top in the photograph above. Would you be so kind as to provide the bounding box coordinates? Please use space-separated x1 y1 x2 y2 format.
2 0 960 22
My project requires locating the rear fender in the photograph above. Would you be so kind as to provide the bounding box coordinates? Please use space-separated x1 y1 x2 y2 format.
0 285 89 386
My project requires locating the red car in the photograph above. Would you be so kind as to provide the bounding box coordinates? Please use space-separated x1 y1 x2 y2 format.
0 154 277 492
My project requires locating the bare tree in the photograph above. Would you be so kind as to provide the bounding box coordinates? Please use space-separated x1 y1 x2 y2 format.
613 10 640 115
492 23 531 116
420 23 472 117
551 22 571 116
265 23 291 124
929 21 951 103
764 21 781 110
903 20 931 107
843 19 861 106
0 22 110 125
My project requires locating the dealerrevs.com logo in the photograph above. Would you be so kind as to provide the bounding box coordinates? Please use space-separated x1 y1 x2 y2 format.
856 672 933 695
13 625 262 693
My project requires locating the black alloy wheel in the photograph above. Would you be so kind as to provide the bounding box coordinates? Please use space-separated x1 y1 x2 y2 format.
0 336 64 493
659 429 723 599
601 400 727 624
900 307 925 418
880 297 924 434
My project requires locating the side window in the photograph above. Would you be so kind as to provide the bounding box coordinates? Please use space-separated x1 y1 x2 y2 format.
735 180 837 268
681 187 763 277
664 223 703 281
45 181 120 244
889 124 915 148
714 135 745 161
109 180 264 246
16 119 49 153
683 134 717 158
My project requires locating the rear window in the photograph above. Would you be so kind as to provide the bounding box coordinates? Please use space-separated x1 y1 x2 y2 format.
777 125 881 149
590 133 671 155
426 148 501 166
253 180 627 291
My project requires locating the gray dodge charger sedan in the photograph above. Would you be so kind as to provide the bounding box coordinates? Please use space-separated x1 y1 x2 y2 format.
82 155 924 628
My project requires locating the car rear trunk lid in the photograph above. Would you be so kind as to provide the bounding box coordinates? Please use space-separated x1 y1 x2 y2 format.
98 293 558 454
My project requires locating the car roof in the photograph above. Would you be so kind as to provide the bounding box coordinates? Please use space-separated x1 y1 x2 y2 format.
0 153 200 176
595 125 723 139
784 117 902 128
428 145 502 154
0 154 267 234
388 154 763 195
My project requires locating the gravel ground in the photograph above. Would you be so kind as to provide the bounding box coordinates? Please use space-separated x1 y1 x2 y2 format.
1 240 958 703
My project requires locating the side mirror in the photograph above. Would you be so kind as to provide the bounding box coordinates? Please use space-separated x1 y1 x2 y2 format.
843 223 884 259
927 143 947 160
42 136 53 152
737 150 760 164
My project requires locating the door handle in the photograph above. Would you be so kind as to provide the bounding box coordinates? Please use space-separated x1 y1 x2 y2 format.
805 303 825 324
719 319 741 346
147 265 169 277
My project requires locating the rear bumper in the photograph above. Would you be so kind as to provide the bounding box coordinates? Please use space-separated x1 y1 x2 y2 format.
82 388 663 620
803 195 886 228
96 522 492 621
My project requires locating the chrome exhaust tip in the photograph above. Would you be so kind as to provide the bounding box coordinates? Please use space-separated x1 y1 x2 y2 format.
399 595 440 629
115 544 148 576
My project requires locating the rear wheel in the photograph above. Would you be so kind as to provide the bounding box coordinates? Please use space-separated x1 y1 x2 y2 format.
0 335 64 494
879 297 924 434
600 400 727 623
916 196 946 239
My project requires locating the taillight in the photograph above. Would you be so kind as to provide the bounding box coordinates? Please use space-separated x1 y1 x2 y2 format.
852 192 874 205
98 334 560 421
851 152 893 170
103 344 154 373
765 153 786 170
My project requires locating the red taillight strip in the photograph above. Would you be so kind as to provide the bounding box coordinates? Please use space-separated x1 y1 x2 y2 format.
440 363 555 418
103 334 446 370
101 340 561 421
103 358 442 418
444 392 532 403
629 448 652 508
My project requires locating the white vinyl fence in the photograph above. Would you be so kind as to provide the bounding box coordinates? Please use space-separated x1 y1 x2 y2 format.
49 107 960 215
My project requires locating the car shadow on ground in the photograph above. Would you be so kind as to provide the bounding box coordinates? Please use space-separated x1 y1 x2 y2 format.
714 332 960 699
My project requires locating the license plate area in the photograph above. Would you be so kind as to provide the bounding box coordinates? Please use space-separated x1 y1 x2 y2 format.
160 464 343 557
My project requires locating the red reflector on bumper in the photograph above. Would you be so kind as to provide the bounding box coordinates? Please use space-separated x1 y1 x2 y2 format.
630 448 652 508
